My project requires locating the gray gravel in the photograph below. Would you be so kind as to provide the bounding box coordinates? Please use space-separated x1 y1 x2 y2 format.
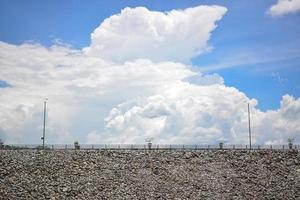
0 150 299 199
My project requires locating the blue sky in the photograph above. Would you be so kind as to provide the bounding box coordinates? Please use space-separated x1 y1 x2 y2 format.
1 0 299 111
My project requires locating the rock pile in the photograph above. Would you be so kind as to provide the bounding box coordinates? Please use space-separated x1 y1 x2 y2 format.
0 150 299 199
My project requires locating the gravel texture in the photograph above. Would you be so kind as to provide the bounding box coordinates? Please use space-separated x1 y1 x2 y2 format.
0 150 299 199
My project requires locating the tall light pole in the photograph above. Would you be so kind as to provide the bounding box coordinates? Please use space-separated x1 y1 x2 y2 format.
41 99 48 149
248 102 252 150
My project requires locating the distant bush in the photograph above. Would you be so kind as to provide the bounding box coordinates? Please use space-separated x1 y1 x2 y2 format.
74 141 80 150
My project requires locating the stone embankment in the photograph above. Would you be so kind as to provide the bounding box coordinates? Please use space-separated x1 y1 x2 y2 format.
0 150 299 199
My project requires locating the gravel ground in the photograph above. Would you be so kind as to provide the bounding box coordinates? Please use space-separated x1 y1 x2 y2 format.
0 150 299 200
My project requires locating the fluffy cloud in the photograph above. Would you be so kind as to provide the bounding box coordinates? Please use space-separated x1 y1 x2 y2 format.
89 83 251 144
84 6 227 63
0 42 194 143
87 84 300 145
253 95 300 144
267 0 300 17
0 5 299 145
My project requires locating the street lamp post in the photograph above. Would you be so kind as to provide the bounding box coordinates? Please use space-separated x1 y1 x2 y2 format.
41 99 47 149
248 103 252 150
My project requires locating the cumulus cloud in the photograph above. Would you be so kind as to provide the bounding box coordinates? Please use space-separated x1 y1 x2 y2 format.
0 41 194 143
253 95 300 144
267 0 300 17
0 5 299 145
87 84 300 145
84 6 227 63
88 83 251 144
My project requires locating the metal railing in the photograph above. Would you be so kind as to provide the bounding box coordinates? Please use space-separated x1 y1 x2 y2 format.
0 144 298 151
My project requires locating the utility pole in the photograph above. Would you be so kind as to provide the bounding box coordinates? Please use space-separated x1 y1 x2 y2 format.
248 102 252 150
41 99 47 149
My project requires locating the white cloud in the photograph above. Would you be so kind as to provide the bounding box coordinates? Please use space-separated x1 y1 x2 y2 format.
84 6 227 63
0 5 299 145
1 40 300 145
0 41 194 143
267 0 300 17
253 95 300 144
88 88 300 145
89 83 251 144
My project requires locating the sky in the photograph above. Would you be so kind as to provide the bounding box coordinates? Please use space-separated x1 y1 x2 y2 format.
0 0 300 145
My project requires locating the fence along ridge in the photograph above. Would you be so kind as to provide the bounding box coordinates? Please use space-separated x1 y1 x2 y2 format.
1 144 298 150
